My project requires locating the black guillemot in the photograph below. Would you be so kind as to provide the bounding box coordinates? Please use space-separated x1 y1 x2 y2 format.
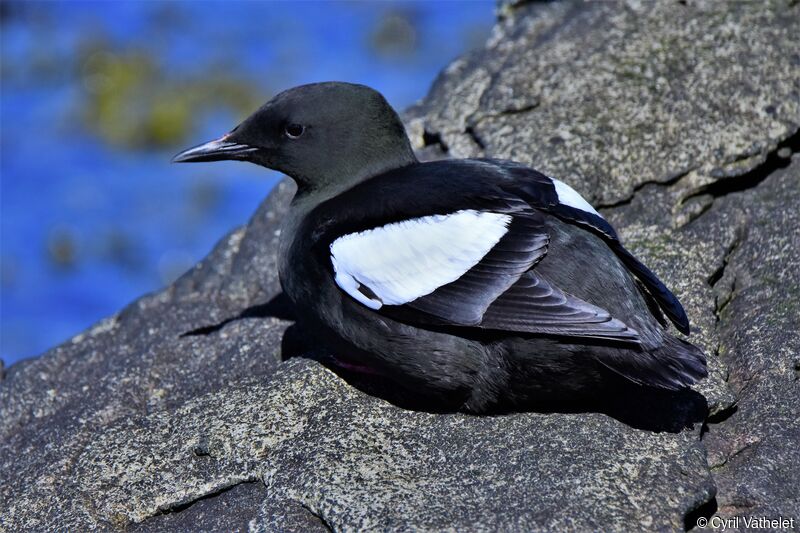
173 82 707 412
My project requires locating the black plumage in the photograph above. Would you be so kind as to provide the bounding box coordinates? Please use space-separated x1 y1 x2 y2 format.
173 82 706 412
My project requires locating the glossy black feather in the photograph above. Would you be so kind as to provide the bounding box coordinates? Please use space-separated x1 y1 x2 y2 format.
486 159 689 334
592 335 707 390
480 272 641 343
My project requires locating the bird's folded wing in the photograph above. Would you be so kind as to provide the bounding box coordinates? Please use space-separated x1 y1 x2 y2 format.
479 272 640 343
330 207 640 343
330 208 547 322
494 160 689 334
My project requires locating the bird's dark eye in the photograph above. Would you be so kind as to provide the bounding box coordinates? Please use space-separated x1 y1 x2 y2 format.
284 123 305 139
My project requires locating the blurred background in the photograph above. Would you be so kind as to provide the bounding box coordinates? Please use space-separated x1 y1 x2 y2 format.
0 1 494 365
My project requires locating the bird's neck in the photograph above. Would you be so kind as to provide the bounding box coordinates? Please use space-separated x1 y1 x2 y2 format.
294 146 418 206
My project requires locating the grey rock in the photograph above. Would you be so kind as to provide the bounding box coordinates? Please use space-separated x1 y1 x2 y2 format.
2 2 799 531
699 156 800 523
407 1 800 206
0 355 713 531
129 481 269 533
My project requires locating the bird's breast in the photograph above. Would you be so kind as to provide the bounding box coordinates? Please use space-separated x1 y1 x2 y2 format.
277 207 338 315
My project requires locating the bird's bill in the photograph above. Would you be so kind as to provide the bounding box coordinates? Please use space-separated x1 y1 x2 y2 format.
171 135 258 163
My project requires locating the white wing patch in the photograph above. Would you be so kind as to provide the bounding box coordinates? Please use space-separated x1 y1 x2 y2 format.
330 210 512 309
552 178 601 217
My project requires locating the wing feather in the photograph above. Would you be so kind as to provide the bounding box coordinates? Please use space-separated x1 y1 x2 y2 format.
330 209 512 308
479 272 641 343
330 205 641 344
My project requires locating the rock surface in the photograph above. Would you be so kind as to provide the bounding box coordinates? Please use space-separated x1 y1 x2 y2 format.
2 2 799 531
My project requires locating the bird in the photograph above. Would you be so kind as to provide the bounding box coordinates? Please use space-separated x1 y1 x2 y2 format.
173 82 706 413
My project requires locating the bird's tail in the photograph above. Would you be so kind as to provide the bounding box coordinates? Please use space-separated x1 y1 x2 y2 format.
593 335 708 390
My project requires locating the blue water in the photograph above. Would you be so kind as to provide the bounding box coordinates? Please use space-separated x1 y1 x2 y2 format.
0 1 494 365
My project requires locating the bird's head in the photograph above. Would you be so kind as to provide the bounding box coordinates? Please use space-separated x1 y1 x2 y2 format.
173 82 417 194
